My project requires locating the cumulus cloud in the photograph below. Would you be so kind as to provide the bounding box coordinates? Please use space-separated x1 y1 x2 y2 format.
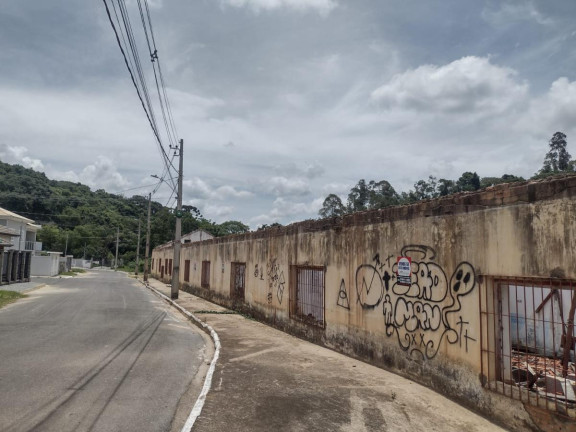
203 204 234 218
266 176 311 196
183 177 253 200
250 196 323 226
47 156 130 191
0 144 44 170
519 77 576 135
322 182 350 195
219 0 337 15
371 56 528 116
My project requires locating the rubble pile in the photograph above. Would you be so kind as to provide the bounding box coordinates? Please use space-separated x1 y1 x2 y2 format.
511 351 576 404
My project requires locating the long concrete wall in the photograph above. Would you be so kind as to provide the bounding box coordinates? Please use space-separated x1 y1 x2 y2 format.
152 175 576 431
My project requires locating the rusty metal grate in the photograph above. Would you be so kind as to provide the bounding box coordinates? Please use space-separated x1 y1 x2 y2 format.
290 266 325 328
480 276 576 417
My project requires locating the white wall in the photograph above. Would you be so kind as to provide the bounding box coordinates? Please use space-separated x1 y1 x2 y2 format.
31 254 60 276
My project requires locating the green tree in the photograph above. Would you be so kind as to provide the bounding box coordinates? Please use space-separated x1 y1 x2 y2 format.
347 179 370 212
436 178 456 196
367 180 399 209
480 174 525 188
456 172 481 192
217 220 250 235
412 176 438 200
540 132 572 175
319 194 346 218
37 224 63 251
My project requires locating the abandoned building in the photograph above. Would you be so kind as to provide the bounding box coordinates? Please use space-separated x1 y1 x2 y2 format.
152 174 576 431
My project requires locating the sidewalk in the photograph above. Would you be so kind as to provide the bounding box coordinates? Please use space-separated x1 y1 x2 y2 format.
143 277 507 432
0 276 54 293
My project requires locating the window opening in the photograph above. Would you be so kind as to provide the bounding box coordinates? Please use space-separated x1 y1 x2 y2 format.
290 266 325 328
481 277 576 416
230 262 246 300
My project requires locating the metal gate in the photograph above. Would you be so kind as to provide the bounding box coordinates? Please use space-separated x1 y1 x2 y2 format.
230 262 246 300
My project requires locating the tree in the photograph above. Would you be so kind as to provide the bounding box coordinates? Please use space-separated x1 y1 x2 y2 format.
257 222 283 231
540 132 572 174
480 174 525 189
412 176 438 200
217 220 250 235
456 172 480 192
319 194 346 218
367 180 399 209
347 179 370 212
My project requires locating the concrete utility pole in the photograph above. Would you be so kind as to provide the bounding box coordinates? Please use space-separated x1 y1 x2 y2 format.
143 193 151 282
135 220 141 275
171 139 183 299
64 232 69 256
114 227 119 269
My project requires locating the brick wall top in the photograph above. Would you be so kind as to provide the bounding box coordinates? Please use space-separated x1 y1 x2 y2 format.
152 174 576 251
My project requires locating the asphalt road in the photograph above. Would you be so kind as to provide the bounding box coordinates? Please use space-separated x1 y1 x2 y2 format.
0 270 207 432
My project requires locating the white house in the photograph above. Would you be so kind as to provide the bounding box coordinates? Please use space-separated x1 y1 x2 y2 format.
181 229 214 244
0 207 42 284
0 207 42 252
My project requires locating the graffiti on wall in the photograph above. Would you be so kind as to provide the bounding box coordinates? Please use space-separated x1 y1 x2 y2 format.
337 279 350 310
267 258 285 305
346 245 477 360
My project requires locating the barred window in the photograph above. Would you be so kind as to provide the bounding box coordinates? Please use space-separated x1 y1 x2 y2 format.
290 266 325 328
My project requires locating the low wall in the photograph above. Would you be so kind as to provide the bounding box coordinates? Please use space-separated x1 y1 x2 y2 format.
31 254 59 276
153 175 576 431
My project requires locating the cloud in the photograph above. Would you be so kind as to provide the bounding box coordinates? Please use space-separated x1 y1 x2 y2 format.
482 2 554 26
266 176 311 196
371 56 528 117
183 177 253 200
219 0 337 15
515 77 576 137
274 162 325 179
47 156 130 191
249 196 324 226
0 144 44 170
204 204 234 218
79 156 130 190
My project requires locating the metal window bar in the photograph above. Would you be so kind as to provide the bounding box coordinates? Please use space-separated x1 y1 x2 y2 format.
291 267 325 328
480 276 576 417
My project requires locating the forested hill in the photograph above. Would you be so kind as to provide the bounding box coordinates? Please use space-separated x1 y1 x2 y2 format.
0 161 248 264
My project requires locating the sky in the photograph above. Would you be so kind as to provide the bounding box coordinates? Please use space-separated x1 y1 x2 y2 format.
1 0 576 228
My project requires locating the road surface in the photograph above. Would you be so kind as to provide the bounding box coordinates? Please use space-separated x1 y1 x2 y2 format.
0 270 207 432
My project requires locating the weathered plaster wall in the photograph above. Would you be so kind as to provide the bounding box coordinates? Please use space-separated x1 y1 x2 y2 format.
152 175 576 431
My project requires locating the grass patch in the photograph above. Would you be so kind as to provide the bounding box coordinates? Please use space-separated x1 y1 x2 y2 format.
0 290 26 309
60 268 87 276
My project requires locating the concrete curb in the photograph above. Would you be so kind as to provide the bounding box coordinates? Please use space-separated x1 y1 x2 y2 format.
139 279 221 432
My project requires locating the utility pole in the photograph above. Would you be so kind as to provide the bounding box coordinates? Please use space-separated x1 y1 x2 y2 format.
64 232 69 256
171 139 183 299
135 220 141 275
143 193 152 282
115 227 119 270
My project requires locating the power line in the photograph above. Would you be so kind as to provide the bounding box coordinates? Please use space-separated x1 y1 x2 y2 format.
102 0 177 189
